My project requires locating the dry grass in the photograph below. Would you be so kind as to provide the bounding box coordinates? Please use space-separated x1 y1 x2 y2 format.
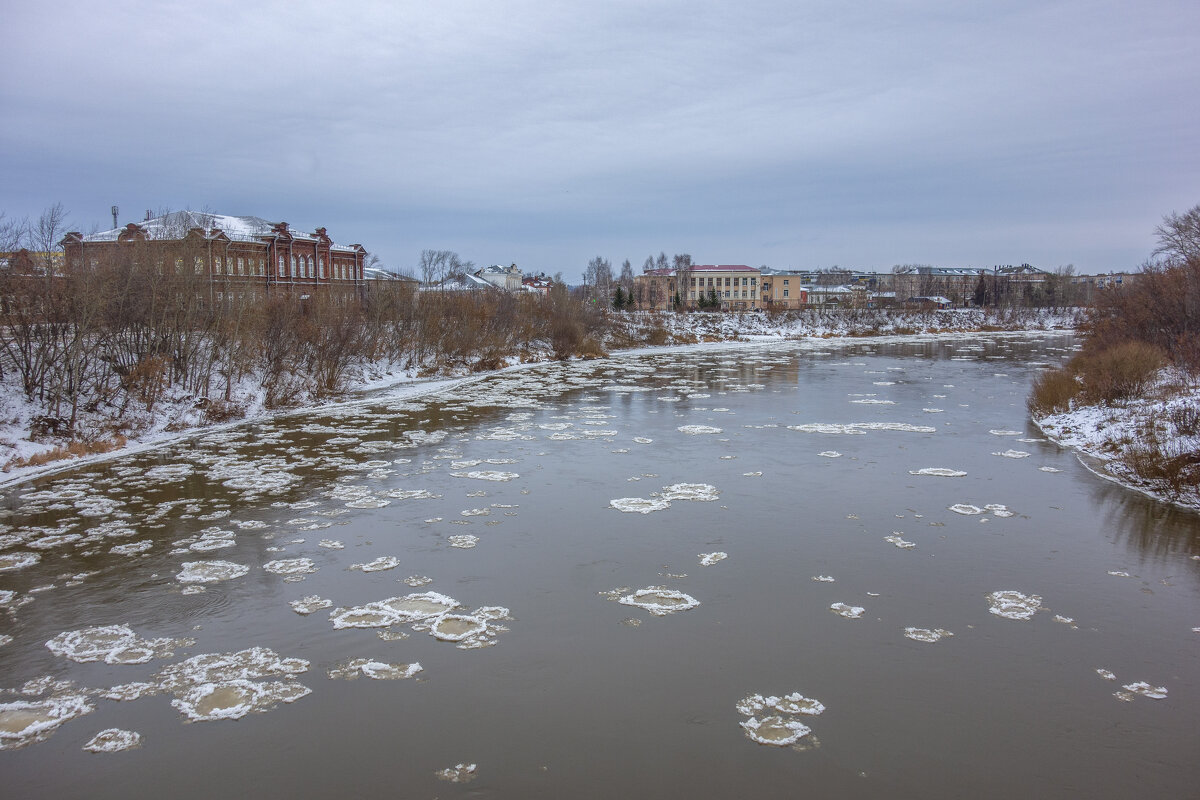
4 435 128 471
1076 341 1165 404
1028 368 1083 415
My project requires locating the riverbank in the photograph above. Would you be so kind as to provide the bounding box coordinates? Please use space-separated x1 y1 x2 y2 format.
1033 370 1200 510
0 307 1080 486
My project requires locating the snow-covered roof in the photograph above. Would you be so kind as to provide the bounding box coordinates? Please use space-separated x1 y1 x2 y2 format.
687 264 758 272
478 264 519 274
421 274 497 291
81 211 362 253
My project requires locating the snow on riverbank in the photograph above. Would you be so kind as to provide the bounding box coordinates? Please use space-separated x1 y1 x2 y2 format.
1033 372 1200 510
0 309 1078 488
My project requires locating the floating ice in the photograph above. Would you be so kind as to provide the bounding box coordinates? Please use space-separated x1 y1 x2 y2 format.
658 483 720 502
386 488 441 499
818 451 841 458
984 504 1014 517
176 560 249 584
1096 669 1117 681
46 625 192 665
992 449 1031 459
677 425 722 435
404 576 433 587
450 470 519 482
904 627 954 643
811 575 835 582
616 586 700 616
345 496 390 509
986 590 1042 620
948 504 984 515
736 693 825 717
263 558 317 578
609 497 671 514
698 552 727 566
909 468 966 477
318 539 344 549
850 398 895 405
110 540 153 556
1038 466 1062 473
989 430 1022 436
435 763 478 783
351 556 401 573
830 603 865 619
633 437 653 444
0 694 94 750
327 658 422 680
82 728 141 753
429 614 489 642
171 679 311 722
447 535 479 548
787 423 935 435
1122 682 1167 699
289 596 333 615
884 533 915 549
923 408 944 413
1107 570 1131 578
0 552 40 572
740 715 812 746
461 508 490 517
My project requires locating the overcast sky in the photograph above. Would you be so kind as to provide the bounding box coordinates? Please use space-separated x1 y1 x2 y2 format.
3 0 1198 278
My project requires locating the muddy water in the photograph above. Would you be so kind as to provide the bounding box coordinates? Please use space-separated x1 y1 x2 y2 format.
1 333 1197 799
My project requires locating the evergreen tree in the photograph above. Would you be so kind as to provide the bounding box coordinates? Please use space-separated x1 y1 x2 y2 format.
612 286 625 310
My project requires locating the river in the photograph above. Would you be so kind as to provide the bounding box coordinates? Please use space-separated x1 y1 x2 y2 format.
0 332 1197 799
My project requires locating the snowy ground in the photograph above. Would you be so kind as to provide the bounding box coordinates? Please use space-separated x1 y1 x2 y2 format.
1034 371 1200 510
0 308 1079 488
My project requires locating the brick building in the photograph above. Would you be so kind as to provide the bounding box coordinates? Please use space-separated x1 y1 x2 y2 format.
60 211 367 292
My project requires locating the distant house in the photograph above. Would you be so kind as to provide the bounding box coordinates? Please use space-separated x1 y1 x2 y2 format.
758 269 809 309
633 264 762 310
521 274 554 294
903 295 954 310
60 211 369 293
474 264 523 291
423 273 501 293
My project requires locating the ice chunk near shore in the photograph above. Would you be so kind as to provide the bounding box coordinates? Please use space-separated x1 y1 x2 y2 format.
616 586 700 616
176 560 249 584
830 603 865 619
698 552 727 566
610 497 671 514
904 627 954 643
909 468 966 477
986 590 1042 620
0 694 94 750
46 625 192 665
82 728 142 753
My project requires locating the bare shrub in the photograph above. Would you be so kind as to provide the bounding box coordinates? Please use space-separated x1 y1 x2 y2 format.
1168 402 1200 437
1121 436 1200 500
1075 341 1165 404
1028 368 1083 415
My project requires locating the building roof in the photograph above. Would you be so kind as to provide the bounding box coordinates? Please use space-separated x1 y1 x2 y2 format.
81 211 362 253
686 264 757 272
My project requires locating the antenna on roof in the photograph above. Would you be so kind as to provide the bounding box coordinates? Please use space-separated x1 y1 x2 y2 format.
111 205 118 229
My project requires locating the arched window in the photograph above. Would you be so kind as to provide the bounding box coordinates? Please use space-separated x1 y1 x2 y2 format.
292 255 298 277
306 256 312 278
319 256 326 279
278 255 285 276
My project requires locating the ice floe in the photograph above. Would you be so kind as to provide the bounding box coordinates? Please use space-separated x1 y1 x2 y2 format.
811 575 835 582
1121 682 1168 700
948 504 983 515
0 552 40 572
46 625 193 665
698 552 727 566
817 451 841 458
351 556 401 573
447 534 479 548
175 560 249 584
788 423 936 435
908 468 967 477
403 575 433 587
263 558 317 579
450 470 519 482
677 425 723 435
82 728 142 753
327 658 422 680
884 533 915 549
289 596 333 615
616 586 700 616
657 483 720 502
992 449 1031 458
435 763 478 783
0 694 94 750
609 497 671 514
829 603 865 619
156 647 311 723
986 590 1042 620
903 627 954 643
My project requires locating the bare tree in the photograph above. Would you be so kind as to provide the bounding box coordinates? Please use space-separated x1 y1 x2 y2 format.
1153 204 1200 265
0 212 27 253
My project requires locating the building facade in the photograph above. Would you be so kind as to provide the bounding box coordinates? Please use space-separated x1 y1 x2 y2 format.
60 212 368 293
